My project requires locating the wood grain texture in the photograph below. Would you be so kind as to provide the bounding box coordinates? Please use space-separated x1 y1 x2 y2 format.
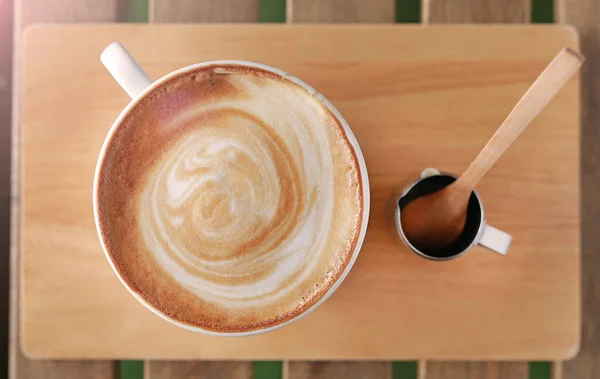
147 361 253 379
425 362 527 379
423 0 531 23
457 47 583 189
554 360 563 379
149 0 258 22
11 2 122 379
18 0 125 26
146 0 258 377
286 0 394 23
20 24 580 360
423 0 534 377
286 1 392 377
558 0 600 377
287 362 391 379
14 361 117 379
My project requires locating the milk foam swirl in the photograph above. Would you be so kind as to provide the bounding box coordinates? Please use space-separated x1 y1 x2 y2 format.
138 72 337 308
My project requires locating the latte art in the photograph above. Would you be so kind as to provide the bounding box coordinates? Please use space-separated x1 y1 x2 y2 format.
96 65 364 332
140 89 336 307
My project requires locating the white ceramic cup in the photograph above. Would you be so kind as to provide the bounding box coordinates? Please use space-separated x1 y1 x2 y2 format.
93 42 371 336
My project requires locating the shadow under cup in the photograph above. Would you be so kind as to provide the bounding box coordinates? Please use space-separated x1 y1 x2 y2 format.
397 175 483 260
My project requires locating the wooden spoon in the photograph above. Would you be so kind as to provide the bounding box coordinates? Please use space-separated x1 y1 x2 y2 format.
401 47 584 252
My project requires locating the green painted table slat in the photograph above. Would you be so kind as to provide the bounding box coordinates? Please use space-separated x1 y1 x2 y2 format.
255 361 283 379
120 361 143 379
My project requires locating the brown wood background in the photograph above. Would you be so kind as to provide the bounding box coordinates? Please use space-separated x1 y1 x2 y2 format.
9 0 599 378
560 0 600 376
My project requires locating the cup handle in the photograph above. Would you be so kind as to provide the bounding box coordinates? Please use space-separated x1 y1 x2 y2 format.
100 42 153 99
478 224 512 255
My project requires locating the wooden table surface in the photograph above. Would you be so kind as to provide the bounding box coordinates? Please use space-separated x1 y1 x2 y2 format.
7 0 599 378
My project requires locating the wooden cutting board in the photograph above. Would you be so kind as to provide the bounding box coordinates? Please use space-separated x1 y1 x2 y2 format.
21 24 580 360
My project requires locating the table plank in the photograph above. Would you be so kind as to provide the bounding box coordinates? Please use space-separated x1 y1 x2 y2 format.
423 0 530 23
287 362 392 379
11 1 122 378
286 0 394 23
558 0 600 377
149 0 258 22
146 0 258 378
147 361 253 379
17 0 125 26
423 0 531 377
425 362 527 379
286 0 393 377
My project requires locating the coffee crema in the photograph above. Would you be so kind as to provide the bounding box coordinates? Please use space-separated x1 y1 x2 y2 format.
95 64 364 332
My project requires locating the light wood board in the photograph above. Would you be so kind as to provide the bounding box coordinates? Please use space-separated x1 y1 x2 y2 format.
21 24 580 360
423 0 532 377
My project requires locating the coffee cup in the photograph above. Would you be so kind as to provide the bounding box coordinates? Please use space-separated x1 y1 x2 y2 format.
94 42 370 335
395 168 511 260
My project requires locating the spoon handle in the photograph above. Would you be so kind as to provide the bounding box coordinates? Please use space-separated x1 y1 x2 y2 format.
456 48 584 191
